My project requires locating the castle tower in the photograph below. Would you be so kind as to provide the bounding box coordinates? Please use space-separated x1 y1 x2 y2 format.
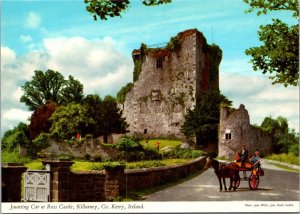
122 29 221 139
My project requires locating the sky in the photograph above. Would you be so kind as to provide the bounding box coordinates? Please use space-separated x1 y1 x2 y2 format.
1 0 299 137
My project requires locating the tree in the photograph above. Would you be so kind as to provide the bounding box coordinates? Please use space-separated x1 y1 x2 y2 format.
243 0 299 86
84 0 172 21
28 101 58 139
181 90 232 146
1 122 30 152
99 95 128 143
20 69 84 111
61 75 84 103
260 116 298 154
81 94 103 136
49 103 90 140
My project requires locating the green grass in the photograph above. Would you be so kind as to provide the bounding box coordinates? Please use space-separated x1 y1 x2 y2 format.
1 150 32 164
71 159 192 171
265 153 299 166
271 163 300 173
140 139 182 150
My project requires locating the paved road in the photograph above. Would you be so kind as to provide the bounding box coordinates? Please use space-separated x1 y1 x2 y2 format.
144 160 300 201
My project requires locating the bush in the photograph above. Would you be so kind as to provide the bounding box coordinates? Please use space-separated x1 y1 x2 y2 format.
115 137 162 162
163 147 204 159
29 133 51 157
103 162 125 170
115 136 144 151
1 122 30 152
127 160 165 169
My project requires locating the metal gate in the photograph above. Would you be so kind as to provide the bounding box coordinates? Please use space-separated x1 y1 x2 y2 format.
24 165 50 202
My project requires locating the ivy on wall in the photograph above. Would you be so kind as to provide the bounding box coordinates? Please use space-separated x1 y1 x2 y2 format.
206 44 222 81
133 59 142 82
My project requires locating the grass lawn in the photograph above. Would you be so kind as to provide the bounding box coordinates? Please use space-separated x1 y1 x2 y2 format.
24 158 193 171
140 139 182 150
265 153 299 166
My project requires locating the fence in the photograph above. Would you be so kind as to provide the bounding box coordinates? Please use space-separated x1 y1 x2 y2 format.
24 167 50 202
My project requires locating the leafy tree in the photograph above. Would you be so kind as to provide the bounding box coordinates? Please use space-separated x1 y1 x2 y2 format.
100 95 128 142
277 129 299 155
243 0 299 86
1 122 30 151
116 82 133 104
61 75 84 103
181 90 232 146
28 101 57 139
20 69 84 111
49 103 90 140
260 116 298 154
82 94 128 140
81 94 103 136
84 0 172 21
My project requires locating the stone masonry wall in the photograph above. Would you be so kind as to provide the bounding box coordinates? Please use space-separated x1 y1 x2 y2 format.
125 156 206 190
2 157 206 202
219 104 272 159
70 171 105 202
123 29 220 139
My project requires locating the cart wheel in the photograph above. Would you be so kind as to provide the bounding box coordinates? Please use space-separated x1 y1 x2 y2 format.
249 173 259 190
233 175 240 190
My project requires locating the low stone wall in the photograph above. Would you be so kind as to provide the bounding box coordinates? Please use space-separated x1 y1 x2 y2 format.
70 171 105 202
2 156 206 202
125 156 206 190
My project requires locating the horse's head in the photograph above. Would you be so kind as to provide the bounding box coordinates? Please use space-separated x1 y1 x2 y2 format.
204 156 212 170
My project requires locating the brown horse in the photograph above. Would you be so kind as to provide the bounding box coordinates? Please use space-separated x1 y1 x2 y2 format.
204 156 240 191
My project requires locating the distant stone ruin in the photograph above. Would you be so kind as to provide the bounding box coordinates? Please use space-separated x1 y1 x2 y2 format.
122 29 221 139
219 104 272 159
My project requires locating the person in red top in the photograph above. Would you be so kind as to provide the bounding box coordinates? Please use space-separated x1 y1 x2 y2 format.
155 141 160 151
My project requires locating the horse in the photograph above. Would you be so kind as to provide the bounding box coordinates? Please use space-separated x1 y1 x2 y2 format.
204 156 240 192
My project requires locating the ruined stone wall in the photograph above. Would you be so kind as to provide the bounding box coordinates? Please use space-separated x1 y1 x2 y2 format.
219 104 272 159
123 29 219 139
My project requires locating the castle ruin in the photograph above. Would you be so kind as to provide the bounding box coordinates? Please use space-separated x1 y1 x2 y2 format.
219 104 272 159
122 29 221 139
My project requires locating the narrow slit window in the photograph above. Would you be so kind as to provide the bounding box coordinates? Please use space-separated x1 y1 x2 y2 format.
156 58 163 69
225 129 231 140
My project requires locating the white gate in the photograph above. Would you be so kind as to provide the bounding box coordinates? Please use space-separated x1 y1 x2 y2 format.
24 165 50 202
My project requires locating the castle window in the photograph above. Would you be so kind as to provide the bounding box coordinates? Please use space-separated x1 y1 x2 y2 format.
156 58 163 69
144 129 147 134
225 129 231 140
151 90 161 101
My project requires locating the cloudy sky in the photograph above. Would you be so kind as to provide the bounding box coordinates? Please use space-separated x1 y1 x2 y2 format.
1 0 299 136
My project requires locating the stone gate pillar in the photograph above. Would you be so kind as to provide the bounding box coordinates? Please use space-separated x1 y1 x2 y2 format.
42 160 74 202
104 164 125 200
2 163 27 202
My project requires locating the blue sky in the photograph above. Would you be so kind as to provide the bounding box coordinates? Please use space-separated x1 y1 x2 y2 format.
1 0 299 136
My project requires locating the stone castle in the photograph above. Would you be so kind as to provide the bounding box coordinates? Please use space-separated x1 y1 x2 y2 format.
122 29 221 139
219 104 272 159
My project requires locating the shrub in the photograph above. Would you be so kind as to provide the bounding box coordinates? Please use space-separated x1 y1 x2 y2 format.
103 162 125 170
29 133 51 157
127 160 165 169
163 147 204 159
115 136 143 151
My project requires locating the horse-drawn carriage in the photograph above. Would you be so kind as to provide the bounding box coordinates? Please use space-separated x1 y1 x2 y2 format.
204 156 264 191
233 161 264 190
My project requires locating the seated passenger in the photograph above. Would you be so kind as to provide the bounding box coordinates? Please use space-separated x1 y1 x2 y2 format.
250 150 261 175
